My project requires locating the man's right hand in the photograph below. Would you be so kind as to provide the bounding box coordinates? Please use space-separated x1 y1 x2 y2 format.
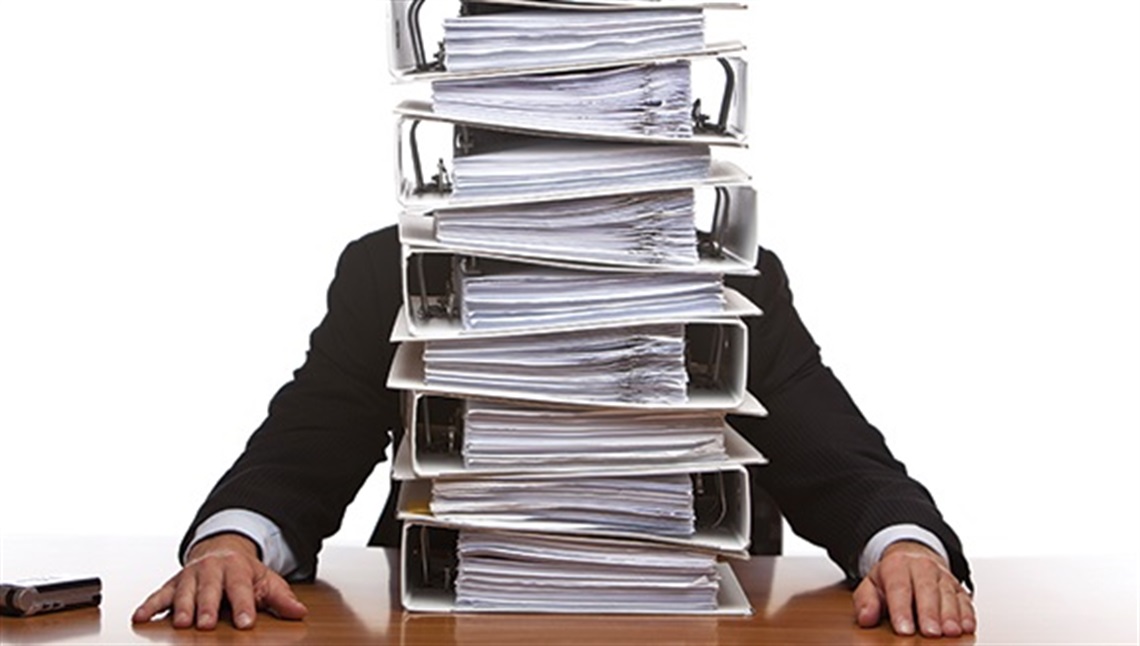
132 533 308 630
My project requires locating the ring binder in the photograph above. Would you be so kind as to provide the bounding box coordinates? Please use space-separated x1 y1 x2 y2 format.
398 247 760 338
396 466 756 553
386 0 765 617
400 522 755 614
387 320 754 410
421 57 747 144
387 0 748 81
398 184 759 273
396 391 767 479
398 121 746 210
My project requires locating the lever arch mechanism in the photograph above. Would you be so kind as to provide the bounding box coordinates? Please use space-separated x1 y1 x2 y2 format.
699 186 732 258
411 525 459 593
693 471 729 531
415 392 464 456
406 0 443 72
406 0 520 72
692 58 736 135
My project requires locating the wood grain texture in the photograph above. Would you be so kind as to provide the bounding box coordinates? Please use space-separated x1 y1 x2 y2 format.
1 536 1136 645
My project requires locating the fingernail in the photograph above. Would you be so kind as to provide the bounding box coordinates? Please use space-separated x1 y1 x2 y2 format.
895 618 914 635
962 618 976 632
236 612 253 629
923 620 941 636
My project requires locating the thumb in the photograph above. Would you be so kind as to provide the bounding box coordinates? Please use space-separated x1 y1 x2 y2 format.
261 576 308 621
852 573 884 628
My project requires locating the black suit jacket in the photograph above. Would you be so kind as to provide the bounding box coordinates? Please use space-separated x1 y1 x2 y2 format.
181 226 971 586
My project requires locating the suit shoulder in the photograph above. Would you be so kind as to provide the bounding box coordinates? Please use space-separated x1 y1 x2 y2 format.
346 226 398 255
336 226 398 270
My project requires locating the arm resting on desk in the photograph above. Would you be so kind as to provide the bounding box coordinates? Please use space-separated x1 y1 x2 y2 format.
726 250 971 587
178 231 403 578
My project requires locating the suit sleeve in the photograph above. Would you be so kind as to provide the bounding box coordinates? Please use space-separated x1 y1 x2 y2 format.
727 250 972 587
179 229 402 578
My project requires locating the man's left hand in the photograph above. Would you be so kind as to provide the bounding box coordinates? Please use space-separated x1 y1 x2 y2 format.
853 540 976 638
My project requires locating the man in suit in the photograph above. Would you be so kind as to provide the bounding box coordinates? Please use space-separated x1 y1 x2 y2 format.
133 226 975 637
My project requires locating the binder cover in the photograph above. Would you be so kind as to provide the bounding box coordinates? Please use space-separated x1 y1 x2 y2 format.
396 123 722 209
397 51 747 145
399 522 755 614
398 154 750 212
386 0 747 82
392 399 766 478
394 246 761 339
387 319 752 410
397 183 759 274
396 463 755 556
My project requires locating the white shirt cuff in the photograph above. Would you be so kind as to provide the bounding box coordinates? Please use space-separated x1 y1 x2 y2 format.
185 509 300 577
858 523 950 578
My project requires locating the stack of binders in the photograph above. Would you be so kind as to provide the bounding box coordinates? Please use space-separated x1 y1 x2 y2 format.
384 0 764 615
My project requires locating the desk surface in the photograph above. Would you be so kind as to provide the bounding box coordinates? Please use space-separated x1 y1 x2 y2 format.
1 535 1136 645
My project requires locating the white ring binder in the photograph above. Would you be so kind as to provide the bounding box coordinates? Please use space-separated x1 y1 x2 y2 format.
384 0 763 615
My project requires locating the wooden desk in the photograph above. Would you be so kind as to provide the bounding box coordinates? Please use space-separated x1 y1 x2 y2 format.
1 535 1136 644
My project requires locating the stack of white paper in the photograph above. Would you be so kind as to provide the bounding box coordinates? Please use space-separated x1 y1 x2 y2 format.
454 530 719 612
463 401 726 468
435 190 699 266
387 0 760 615
443 9 705 73
452 140 710 200
432 473 695 535
458 263 724 330
433 62 693 138
423 324 688 405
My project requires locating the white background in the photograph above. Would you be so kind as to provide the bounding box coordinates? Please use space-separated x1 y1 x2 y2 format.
1 1 1138 571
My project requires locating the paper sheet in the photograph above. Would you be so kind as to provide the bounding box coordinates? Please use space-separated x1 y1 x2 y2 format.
424 323 689 405
457 261 724 330
434 190 699 266
443 9 705 73
463 400 727 467
434 61 692 138
451 139 711 200
454 529 719 611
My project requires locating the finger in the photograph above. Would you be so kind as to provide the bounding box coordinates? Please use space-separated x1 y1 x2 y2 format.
132 582 176 623
851 576 883 628
882 571 916 636
958 589 977 634
937 577 963 637
261 575 308 621
223 568 259 630
911 564 943 637
193 563 225 630
170 572 199 629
